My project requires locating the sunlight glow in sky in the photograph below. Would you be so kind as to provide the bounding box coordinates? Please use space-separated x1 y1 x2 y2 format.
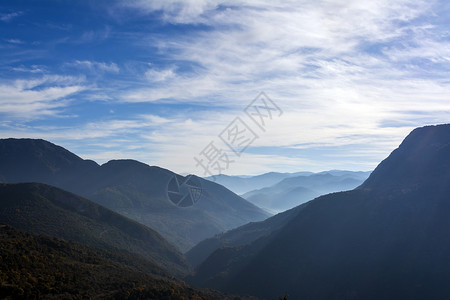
1 0 450 175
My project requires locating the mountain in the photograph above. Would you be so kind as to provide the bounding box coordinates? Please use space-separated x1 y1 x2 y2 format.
360 124 450 190
0 182 189 276
190 124 450 299
243 171 370 213
0 139 270 252
0 224 244 299
73 159 271 251
0 138 98 187
205 171 313 195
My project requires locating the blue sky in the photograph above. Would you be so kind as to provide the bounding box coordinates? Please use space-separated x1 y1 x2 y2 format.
1 0 450 175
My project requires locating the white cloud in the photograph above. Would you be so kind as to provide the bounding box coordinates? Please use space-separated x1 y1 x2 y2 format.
120 0 219 24
6 39 24 44
11 65 46 73
0 75 86 118
145 67 176 82
69 60 120 73
0 11 23 22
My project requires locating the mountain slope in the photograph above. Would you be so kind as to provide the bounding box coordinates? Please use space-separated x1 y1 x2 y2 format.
361 124 450 190
0 183 189 276
191 124 450 299
0 224 240 300
0 139 270 252
186 203 307 268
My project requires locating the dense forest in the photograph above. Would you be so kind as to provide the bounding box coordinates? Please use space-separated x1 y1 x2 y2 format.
0 224 248 299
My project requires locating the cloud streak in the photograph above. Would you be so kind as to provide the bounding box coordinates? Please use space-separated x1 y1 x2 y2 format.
0 11 23 22
0 75 86 118
68 60 120 73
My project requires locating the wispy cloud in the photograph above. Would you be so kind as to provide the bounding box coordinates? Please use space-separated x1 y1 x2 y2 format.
145 66 176 82
0 11 23 22
6 39 24 44
11 65 47 73
0 75 86 119
68 60 120 73
110 0 450 173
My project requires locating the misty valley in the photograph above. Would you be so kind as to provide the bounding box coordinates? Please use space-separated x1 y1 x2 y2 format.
2 124 450 299
3 1 450 299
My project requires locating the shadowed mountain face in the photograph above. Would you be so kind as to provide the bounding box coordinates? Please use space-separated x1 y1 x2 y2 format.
0 139 270 252
190 124 450 299
186 203 307 268
243 171 370 213
0 183 189 276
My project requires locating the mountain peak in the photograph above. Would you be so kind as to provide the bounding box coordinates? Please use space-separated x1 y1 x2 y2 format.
360 124 450 190
0 138 98 184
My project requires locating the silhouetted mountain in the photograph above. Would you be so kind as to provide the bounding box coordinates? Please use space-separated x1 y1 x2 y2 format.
0 183 189 276
0 139 270 252
190 124 450 299
243 171 370 213
0 224 245 299
205 171 313 195
79 162 271 251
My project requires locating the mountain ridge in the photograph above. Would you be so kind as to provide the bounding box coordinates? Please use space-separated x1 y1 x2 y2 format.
242 171 370 212
0 138 270 251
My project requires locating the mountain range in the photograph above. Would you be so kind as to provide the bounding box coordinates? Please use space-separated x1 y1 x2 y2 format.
0 139 270 251
205 172 313 195
190 124 450 299
3 124 450 299
242 170 370 213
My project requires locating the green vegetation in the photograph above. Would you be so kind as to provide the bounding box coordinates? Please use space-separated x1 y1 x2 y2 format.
0 224 233 299
0 182 190 276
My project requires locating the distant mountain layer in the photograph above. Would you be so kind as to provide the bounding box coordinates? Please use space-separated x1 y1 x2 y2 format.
0 224 238 300
0 139 270 252
0 183 189 276
205 171 313 195
243 171 370 213
190 124 450 299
